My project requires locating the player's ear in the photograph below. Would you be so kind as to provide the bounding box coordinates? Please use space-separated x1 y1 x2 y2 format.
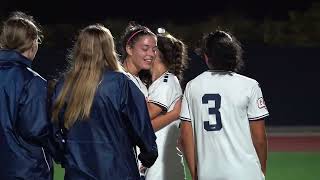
126 45 133 56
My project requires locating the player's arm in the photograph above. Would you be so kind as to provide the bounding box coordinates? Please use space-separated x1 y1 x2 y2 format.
180 121 197 179
147 102 163 120
148 99 181 131
18 77 50 146
250 119 268 175
122 78 158 168
248 82 269 175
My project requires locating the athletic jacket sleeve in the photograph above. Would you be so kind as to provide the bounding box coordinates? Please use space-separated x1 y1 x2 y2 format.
17 76 51 146
121 78 158 168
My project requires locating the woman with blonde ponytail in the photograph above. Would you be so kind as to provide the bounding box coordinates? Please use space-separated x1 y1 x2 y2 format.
51 24 157 180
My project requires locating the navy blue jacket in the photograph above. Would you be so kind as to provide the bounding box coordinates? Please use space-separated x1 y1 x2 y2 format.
52 71 157 180
0 50 53 180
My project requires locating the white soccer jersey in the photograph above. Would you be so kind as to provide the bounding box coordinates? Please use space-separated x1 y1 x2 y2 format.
145 71 185 180
124 71 148 98
180 70 269 180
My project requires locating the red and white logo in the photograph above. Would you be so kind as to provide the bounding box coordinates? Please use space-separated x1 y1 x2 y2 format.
257 97 266 109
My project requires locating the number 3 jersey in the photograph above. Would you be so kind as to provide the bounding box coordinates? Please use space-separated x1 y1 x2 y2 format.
145 71 185 180
180 70 269 180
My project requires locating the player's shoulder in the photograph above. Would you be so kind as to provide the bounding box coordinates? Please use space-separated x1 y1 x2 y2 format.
166 72 180 84
121 70 132 79
153 72 178 85
100 70 133 88
186 71 208 86
233 73 259 86
186 71 259 89
22 67 47 90
160 71 176 81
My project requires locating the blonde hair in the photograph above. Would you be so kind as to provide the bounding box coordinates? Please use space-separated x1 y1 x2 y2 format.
0 11 42 52
52 24 121 129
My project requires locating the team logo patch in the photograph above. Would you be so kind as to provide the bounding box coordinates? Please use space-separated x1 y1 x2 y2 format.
257 97 266 109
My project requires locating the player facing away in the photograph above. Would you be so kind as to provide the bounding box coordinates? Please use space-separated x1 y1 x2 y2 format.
51 24 158 180
180 30 269 180
0 12 53 180
144 31 188 180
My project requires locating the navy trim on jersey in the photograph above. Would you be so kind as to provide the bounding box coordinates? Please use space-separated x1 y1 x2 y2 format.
148 100 168 112
249 113 269 121
179 116 191 121
163 72 169 81
163 75 169 82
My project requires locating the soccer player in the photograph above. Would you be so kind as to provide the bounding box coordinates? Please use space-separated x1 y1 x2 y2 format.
180 30 269 180
120 22 157 98
144 31 188 180
120 23 183 179
51 24 158 179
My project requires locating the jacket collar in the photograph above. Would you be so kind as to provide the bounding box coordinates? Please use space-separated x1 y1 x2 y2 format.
0 49 32 67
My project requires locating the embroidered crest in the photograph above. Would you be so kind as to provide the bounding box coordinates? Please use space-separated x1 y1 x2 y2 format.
257 97 266 109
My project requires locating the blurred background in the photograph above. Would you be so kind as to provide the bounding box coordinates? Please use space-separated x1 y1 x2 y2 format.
2 0 320 179
3 0 318 126
1 1 319 124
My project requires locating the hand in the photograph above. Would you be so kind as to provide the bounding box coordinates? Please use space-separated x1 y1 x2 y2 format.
140 165 147 174
176 136 183 155
191 173 198 180
138 151 158 168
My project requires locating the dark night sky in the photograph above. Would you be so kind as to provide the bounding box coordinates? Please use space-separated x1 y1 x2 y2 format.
1 0 317 24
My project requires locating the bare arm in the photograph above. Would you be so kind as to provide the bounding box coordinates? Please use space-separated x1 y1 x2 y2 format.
180 121 197 179
250 119 268 175
148 100 181 132
147 102 163 120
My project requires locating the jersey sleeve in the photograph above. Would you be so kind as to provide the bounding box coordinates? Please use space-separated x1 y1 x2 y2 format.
179 83 191 122
248 82 269 121
148 76 182 112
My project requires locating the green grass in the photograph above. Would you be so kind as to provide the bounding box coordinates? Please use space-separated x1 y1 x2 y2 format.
266 152 320 180
54 152 320 180
53 163 64 180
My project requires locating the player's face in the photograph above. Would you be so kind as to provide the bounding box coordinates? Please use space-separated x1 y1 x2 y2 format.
129 35 157 71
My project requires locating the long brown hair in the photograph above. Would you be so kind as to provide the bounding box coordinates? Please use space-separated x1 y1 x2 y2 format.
52 24 121 129
157 33 188 81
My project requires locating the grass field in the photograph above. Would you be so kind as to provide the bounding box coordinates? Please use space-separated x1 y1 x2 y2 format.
266 152 320 180
53 152 320 180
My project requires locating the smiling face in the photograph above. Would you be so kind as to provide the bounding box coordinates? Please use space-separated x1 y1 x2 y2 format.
126 35 157 72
